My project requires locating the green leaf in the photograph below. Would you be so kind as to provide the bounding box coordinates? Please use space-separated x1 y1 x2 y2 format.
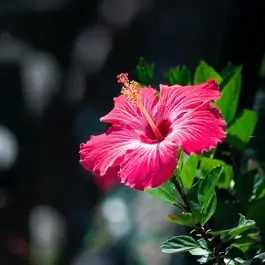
226 258 246 265
251 253 265 264
197 255 212 264
194 60 223 85
232 237 253 253
227 109 258 150
202 191 217 225
198 166 223 206
200 158 233 189
145 180 181 204
243 253 265 265
218 164 234 189
166 212 202 227
199 158 223 175
189 247 209 257
220 63 240 90
225 247 246 263
242 170 265 202
166 65 191 85
180 155 199 188
184 166 223 225
198 166 222 224
254 179 265 201
161 235 200 254
209 214 256 241
215 66 242 123
135 57 154 84
187 182 201 212
233 242 252 253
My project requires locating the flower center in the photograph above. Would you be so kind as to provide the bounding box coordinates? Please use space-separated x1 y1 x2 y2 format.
145 119 172 142
117 73 164 141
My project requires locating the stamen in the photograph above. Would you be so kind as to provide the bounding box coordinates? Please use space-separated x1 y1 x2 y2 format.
117 73 164 141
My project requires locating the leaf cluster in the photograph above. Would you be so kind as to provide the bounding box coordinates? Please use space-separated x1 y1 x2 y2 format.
135 59 264 265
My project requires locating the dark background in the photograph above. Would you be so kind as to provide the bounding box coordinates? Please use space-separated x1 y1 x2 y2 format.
0 0 265 264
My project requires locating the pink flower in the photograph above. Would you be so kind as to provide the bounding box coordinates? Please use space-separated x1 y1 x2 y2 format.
80 73 226 191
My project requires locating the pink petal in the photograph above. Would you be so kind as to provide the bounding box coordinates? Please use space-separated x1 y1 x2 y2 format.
100 88 159 131
170 103 226 154
119 139 178 191
157 79 221 122
80 126 178 191
80 128 137 177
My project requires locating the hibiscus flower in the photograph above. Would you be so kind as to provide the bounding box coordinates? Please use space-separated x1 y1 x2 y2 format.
79 73 226 191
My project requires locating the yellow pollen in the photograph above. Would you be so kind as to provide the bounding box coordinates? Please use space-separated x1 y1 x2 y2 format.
117 73 164 141
121 80 141 103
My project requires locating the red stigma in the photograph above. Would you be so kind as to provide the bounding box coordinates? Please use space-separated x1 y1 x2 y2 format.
117 73 129 84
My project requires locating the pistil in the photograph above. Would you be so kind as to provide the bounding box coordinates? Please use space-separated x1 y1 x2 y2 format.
117 73 164 141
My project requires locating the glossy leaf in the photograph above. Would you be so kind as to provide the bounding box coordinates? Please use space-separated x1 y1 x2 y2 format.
254 179 265 201
227 109 258 150
189 247 209 257
251 253 265 264
243 253 265 265
161 235 200 254
194 60 222 85
145 180 181 204
209 214 256 241
202 191 217 225
187 238 209 257
225 258 246 265
200 158 233 189
232 237 253 253
215 66 242 123
198 166 223 206
198 166 222 224
187 182 201 213
197 255 212 264
180 155 199 188
220 63 241 90
247 170 265 201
